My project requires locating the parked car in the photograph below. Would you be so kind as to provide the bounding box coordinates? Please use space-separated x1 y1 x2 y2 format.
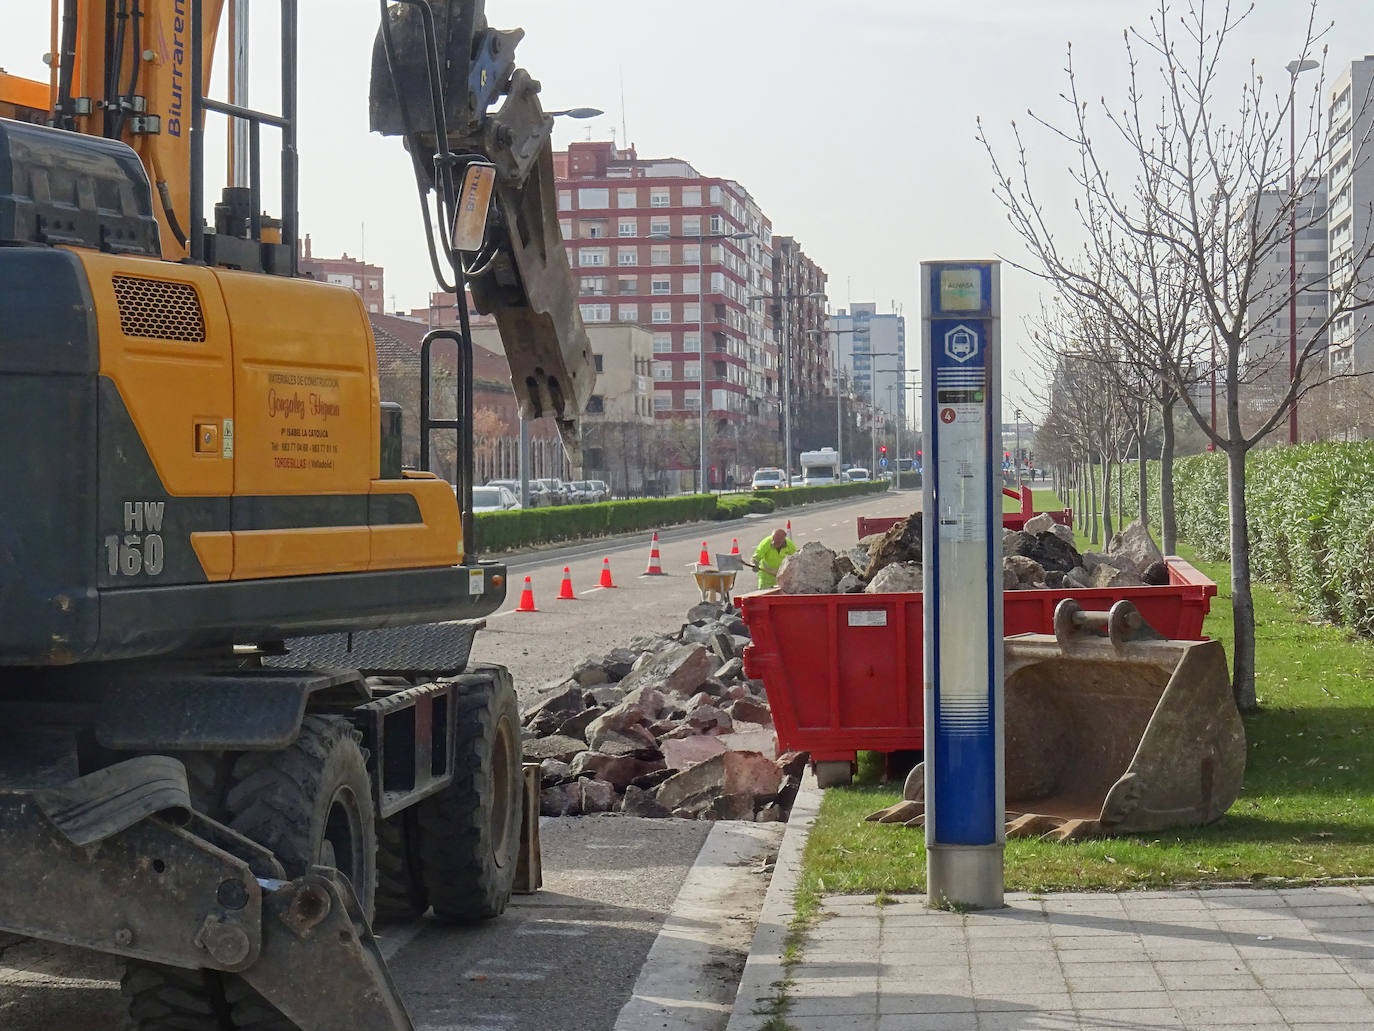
751 467 787 490
469 485 521 512
588 479 611 500
844 467 870 482
569 479 607 503
486 478 555 507
535 478 568 505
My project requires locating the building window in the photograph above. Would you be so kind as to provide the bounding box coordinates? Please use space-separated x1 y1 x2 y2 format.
683 245 700 264
653 361 672 378
584 223 603 238
684 363 700 379
617 304 638 322
579 277 607 296
651 277 671 295
684 304 700 322
618 276 638 294
650 218 671 236
653 332 672 349
618 219 637 237
578 188 610 209
650 189 671 207
580 303 611 323
558 190 572 211
617 188 637 208
652 305 672 324
577 248 608 267
683 274 700 293
711 272 725 292
559 219 572 237
593 353 604 373
651 246 671 265
684 392 700 410
682 216 701 236
683 332 701 349
682 187 702 207
709 215 725 233
654 394 672 411
617 248 639 266
586 395 605 414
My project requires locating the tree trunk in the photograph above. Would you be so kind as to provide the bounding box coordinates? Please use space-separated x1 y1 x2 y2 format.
1100 454 1114 543
1227 444 1257 713
1087 456 1100 545
1116 457 1124 529
1159 395 1178 553
1137 411 1149 527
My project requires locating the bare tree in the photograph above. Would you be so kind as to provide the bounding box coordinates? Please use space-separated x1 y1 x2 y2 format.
982 0 1374 711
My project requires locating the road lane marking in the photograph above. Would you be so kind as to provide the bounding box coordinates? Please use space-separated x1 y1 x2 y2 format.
515 921 592 937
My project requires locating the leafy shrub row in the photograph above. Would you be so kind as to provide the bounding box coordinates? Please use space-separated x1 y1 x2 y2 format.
757 481 889 508
1121 443 1374 636
474 480 887 551
475 495 717 552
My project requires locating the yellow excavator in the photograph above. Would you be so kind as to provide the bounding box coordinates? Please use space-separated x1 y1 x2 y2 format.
0 2 590 1028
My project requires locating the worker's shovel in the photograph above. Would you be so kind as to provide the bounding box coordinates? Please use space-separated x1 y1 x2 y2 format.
715 553 752 572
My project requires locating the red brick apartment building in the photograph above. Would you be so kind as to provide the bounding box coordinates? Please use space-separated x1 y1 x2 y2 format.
554 141 785 432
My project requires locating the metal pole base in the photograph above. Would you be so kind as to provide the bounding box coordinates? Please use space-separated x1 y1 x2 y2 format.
927 843 1004 911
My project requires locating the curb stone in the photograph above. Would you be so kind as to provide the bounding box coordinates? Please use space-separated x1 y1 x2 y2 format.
723 768 822 1031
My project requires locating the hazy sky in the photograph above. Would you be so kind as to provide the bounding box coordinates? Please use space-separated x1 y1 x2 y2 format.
4 0 1371 418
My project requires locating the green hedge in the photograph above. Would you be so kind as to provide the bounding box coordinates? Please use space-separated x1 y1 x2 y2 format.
756 481 889 508
1121 443 1374 636
475 495 717 552
713 494 776 519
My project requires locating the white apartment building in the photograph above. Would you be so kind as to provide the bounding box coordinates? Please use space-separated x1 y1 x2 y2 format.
830 303 908 430
1242 179 1329 405
1328 55 1374 373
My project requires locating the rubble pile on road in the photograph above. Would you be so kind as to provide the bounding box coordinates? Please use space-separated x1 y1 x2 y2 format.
771 512 1171 594
522 600 806 822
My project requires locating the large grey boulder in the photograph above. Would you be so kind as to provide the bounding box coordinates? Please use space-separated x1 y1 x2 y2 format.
777 542 842 594
1023 512 1055 535
1088 563 1145 589
522 734 588 763
866 562 922 594
1106 519 1164 575
569 751 665 790
1050 523 1076 546
615 643 714 700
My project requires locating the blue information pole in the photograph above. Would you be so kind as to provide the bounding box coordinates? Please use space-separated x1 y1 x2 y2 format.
920 260 1004 910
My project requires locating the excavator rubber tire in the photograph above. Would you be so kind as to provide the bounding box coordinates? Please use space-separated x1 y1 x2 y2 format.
416 665 522 923
122 716 377 1031
374 809 429 922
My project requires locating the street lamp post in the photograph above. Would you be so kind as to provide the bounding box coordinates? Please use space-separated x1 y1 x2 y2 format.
809 326 855 468
1287 57 1319 445
1014 407 1023 485
653 229 754 493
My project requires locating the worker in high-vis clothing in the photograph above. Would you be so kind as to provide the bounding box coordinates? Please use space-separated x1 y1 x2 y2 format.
752 528 798 589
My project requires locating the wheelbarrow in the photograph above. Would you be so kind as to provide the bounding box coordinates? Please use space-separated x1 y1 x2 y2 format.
694 553 747 604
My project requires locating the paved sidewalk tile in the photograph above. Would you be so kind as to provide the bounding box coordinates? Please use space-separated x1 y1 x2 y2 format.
766 888 1374 1031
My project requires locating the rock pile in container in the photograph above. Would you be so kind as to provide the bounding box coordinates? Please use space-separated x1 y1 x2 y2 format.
769 511 1171 595
522 600 806 822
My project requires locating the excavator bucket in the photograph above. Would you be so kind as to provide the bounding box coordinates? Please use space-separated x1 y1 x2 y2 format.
870 601 1245 842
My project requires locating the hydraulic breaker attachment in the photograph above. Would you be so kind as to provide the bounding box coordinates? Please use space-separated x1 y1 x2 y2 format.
368 1 593 467
868 600 1246 841
0 756 414 1030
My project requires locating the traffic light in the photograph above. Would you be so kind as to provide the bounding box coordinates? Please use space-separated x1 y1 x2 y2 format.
879 445 888 454
1004 451 1010 460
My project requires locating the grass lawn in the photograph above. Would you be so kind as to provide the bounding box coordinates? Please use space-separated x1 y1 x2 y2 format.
796 546 1374 917
1002 483 1067 513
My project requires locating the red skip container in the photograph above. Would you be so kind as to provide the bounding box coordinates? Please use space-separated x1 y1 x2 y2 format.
740 557 1216 762
855 486 1072 539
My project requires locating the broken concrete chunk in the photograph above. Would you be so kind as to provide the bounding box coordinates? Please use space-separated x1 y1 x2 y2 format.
656 752 784 812
615 643 715 700
522 734 588 764
866 561 922 594
579 778 618 814
777 541 842 594
569 751 665 790
660 734 728 770
864 514 922 580
1106 519 1164 575
1023 512 1055 535
836 572 866 593
619 784 670 818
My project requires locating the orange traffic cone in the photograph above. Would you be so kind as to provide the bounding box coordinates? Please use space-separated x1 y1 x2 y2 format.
598 557 618 589
643 533 666 576
730 538 740 556
698 541 711 565
515 576 538 612
557 566 577 600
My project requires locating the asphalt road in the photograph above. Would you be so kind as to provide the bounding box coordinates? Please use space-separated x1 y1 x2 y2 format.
0 488 920 1031
471 486 923 706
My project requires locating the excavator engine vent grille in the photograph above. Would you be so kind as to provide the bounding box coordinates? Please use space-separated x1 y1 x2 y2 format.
112 275 206 342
